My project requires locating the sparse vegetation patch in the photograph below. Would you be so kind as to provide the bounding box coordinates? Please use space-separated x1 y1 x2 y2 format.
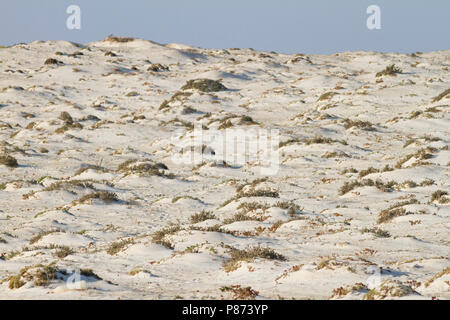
224 246 286 272
377 199 419 223
181 79 227 92
376 64 402 77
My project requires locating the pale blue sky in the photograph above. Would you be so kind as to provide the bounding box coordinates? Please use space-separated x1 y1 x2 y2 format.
0 0 449 54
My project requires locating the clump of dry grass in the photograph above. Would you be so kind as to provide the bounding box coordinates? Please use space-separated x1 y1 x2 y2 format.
315 256 343 270
26 264 57 286
68 51 83 57
322 151 349 158
303 135 347 145
190 210 216 223
238 189 279 199
42 180 96 192
431 88 450 102
341 168 358 174
25 121 36 130
275 201 302 216
104 35 134 43
128 267 143 276
59 111 74 124
318 91 337 101
148 63 169 72
117 159 173 179
420 178 435 186
218 119 233 129
363 280 416 300
77 191 119 204
106 238 134 255
181 79 227 92
126 91 139 97
403 138 416 148
74 164 109 176
29 230 61 245
238 201 270 213
424 267 450 287
430 190 449 204
377 199 419 223
0 154 18 167
151 225 181 249
189 224 222 233
181 106 199 115
220 178 279 208
425 106 442 113
220 285 259 300
421 135 441 142
331 283 369 299
395 147 436 168
222 212 261 225
238 115 259 125
409 110 423 119
54 246 75 258
339 179 396 195
55 112 83 133
5 263 61 289
234 178 267 193
159 91 193 111
161 117 195 130
376 64 402 77
2 250 20 260
223 246 286 272
158 100 170 111
358 167 379 178
44 58 63 65
79 268 102 280
279 138 302 148
55 122 83 134
117 159 139 171
104 50 117 57
171 196 203 205
7 275 24 289
361 227 391 238
343 118 375 131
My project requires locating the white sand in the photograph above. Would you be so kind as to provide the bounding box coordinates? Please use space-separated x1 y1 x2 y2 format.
0 38 448 299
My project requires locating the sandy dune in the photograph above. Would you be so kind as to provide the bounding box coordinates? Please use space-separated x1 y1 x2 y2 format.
0 37 448 299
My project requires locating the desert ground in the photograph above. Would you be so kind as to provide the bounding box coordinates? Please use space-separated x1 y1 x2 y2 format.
0 37 448 299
